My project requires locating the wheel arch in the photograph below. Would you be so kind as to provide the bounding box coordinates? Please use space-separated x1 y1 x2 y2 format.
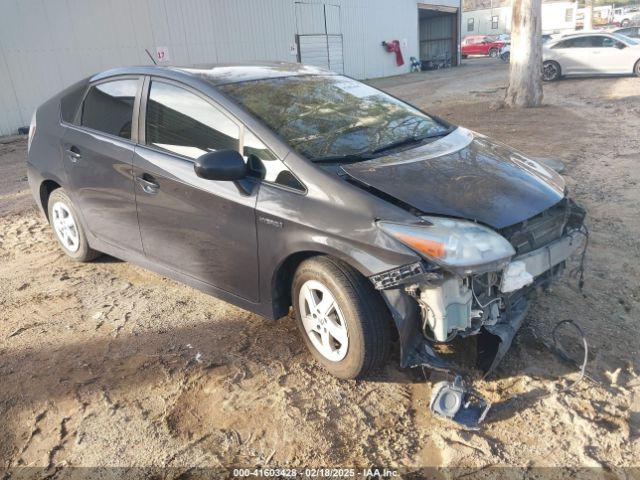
270 250 373 319
39 179 62 219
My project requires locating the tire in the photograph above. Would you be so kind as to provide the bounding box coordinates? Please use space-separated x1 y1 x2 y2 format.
292 256 393 379
489 48 499 58
461 54 468 59
622 19 630 27
47 188 100 262
501 52 510 62
634 59 640 77
543 60 561 81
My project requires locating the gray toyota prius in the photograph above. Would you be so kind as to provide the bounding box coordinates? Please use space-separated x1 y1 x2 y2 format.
27 62 587 380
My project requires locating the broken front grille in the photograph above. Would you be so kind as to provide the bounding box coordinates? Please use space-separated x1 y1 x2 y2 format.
500 198 586 255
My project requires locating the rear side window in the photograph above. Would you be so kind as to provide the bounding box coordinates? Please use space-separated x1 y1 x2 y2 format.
145 81 239 159
554 37 595 48
81 79 138 139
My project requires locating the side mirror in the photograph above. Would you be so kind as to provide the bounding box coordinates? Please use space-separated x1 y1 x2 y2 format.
194 150 247 181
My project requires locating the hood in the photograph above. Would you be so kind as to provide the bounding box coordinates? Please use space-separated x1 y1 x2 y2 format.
341 127 565 229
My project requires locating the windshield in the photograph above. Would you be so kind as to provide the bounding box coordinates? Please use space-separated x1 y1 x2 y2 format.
219 75 451 161
612 32 639 44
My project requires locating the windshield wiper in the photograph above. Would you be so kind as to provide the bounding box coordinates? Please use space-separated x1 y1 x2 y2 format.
310 127 455 163
371 129 453 156
311 152 376 163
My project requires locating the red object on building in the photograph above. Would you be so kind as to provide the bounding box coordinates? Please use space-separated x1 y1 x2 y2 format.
382 40 404 66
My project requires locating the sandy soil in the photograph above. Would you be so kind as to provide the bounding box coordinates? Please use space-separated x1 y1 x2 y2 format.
1 58 639 474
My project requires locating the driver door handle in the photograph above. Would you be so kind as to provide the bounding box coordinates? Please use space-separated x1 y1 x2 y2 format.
135 175 160 194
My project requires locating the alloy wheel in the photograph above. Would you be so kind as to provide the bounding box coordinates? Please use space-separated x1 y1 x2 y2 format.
298 280 349 362
543 62 559 81
51 201 80 253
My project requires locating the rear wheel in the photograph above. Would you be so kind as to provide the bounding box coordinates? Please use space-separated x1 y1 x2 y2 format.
634 59 640 77
47 188 100 262
622 18 630 27
543 60 561 81
292 256 393 379
489 48 499 58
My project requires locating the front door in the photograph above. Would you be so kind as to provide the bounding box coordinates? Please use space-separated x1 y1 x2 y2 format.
590 35 632 73
62 77 143 253
133 79 260 301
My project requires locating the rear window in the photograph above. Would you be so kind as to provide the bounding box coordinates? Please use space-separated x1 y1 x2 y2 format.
80 79 138 139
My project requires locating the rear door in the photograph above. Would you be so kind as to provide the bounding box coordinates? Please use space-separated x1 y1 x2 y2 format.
62 77 143 253
550 37 591 74
133 78 260 301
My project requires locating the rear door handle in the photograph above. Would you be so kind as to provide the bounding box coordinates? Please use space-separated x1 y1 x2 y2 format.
135 175 160 194
65 146 82 162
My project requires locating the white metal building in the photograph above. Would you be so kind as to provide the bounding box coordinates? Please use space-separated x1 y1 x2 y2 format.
462 0 577 37
0 0 461 136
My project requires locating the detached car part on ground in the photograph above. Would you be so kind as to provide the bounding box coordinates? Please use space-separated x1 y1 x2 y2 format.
27 63 587 389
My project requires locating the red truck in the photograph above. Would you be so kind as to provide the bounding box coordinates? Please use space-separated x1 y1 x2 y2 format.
461 35 505 58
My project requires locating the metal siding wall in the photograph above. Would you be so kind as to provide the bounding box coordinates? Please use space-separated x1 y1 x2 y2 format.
340 0 419 79
0 0 445 135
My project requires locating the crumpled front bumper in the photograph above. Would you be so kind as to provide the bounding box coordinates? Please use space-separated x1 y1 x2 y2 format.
376 228 586 377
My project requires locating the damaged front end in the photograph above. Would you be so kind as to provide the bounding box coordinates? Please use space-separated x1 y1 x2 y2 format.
372 198 587 378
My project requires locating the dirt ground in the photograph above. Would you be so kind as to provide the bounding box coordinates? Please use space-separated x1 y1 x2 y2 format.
1 58 639 475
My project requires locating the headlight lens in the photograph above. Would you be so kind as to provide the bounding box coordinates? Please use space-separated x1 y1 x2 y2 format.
378 216 515 275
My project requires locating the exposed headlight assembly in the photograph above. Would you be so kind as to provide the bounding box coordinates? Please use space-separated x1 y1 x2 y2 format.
378 216 515 275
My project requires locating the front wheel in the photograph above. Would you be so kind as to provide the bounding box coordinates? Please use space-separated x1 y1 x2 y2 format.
292 256 393 379
489 48 499 58
501 52 510 62
47 188 100 262
634 59 640 77
543 60 561 81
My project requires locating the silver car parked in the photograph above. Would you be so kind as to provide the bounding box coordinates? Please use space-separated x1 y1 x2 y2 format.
543 32 640 80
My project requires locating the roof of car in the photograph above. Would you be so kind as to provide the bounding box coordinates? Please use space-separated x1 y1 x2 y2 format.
91 62 336 86
545 31 613 45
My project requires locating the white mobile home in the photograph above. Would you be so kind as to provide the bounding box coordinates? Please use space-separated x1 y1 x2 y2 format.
462 0 578 37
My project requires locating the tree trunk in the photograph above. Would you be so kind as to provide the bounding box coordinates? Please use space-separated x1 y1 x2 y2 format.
504 0 543 108
583 0 594 30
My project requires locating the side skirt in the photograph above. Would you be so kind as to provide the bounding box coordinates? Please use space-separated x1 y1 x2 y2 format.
87 234 277 321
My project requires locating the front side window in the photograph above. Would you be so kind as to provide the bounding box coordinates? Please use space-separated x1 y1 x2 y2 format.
244 130 304 191
81 79 138 139
219 75 451 162
467 18 474 32
146 81 239 159
598 36 624 48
